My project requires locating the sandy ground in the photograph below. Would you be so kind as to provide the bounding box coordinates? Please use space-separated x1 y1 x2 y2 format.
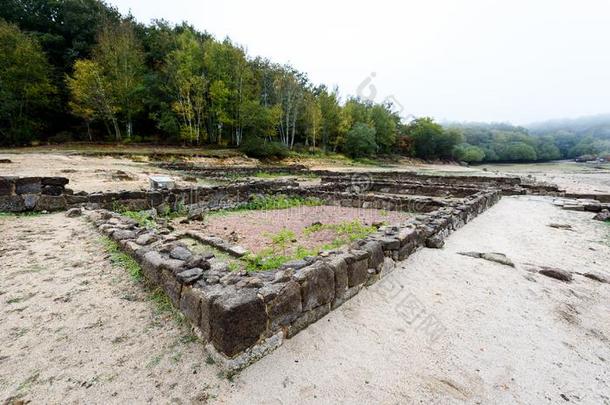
1 197 609 404
0 153 219 193
3 152 607 195
477 161 610 194
0 214 226 403
176 206 411 255
222 196 610 404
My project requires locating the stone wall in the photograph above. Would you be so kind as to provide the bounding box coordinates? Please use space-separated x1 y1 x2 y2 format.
0 176 69 212
83 187 501 372
155 163 309 178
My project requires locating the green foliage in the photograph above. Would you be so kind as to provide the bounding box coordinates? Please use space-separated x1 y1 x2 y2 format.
453 144 486 163
120 210 157 229
269 229 296 255
239 195 323 211
5 0 608 164
304 220 377 245
100 236 143 280
344 122 377 158
404 118 462 160
245 220 378 271
446 121 610 162
0 20 56 145
240 137 289 159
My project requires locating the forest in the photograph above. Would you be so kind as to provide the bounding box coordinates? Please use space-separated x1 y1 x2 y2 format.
1 0 609 163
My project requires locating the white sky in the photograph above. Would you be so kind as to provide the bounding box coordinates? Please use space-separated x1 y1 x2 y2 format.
108 0 610 124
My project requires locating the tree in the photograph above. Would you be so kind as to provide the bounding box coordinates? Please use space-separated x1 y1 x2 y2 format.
318 86 343 151
344 123 377 158
67 59 121 140
370 104 397 153
94 20 146 139
405 117 445 159
274 67 305 148
164 29 207 144
454 144 485 163
302 91 322 148
0 20 56 145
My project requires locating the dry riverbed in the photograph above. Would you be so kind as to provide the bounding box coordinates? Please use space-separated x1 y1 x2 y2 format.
1 196 608 404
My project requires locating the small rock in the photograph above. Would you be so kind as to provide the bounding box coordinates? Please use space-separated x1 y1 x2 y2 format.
425 235 445 249
65 207 82 217
273 269 294 283
562 204 584 211
170 246 193 261
583 272 608 283
220 274 239 285
135 233 157 245
481 252 515 267
539 267 572 282
0 159 12 164
206 275 220 285
185 255 212 269
187 208 205 221
548 223 573 230
458 251 482 258
113 230 136 240
227 245 248 257
177 268 204 284
593 209 610 222
246 277 263 288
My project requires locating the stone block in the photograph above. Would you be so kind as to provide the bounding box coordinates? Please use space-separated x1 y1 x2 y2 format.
41 177 69 186
199 284 225 342
210 288 267 357
160 268 182 307
346 256 368 287
0 195 25 212
141 251 163 284
362 241 384 271
112 230 137 240
326 254 348 298
180 285 203 326
35 195 66 211
0 178 14 196
286 303 331 338
294 262 335 311
15 177 41 194
267 281 302 330
22 194 38 209
66 194 89 205
41 185 64 196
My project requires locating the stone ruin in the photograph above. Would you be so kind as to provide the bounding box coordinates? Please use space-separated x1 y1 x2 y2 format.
2 166 609 372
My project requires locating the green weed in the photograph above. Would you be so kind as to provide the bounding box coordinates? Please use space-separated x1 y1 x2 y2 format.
100 236 143 280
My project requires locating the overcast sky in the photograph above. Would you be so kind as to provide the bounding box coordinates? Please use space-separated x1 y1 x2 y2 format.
108 0 610 125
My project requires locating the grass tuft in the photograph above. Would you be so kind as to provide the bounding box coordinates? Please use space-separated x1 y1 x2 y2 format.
100 236 142 281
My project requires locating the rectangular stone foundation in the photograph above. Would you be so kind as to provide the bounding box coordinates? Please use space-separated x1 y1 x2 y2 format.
83 185 502 372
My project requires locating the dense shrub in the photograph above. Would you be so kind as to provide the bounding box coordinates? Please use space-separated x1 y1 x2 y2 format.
343 122 377 158
405 118 463 160
454 144 485 163
239 137 289 159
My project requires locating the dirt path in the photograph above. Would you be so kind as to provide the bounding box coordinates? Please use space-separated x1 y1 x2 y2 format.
1 197 609 404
